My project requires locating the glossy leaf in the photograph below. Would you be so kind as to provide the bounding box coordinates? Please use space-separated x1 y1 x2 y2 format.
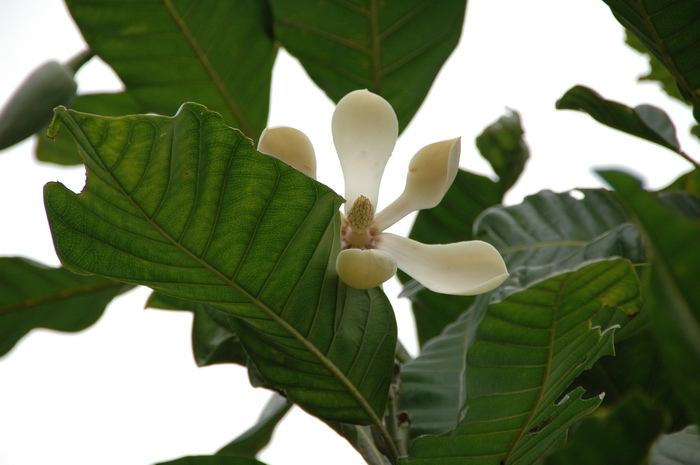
556 85 682 153
217 394 291 458
268 0 465 131
37 92 143 165
403 111 528 345
403 259 641 465
43 103 396 426
544 392 669 465
147 292 247 367
602 0 700 112
601 170 700 425
0 257 130 357
66 0 276 139
651 425 700 465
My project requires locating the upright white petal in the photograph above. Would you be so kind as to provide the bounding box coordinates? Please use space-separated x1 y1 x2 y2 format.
378 233 508 295
332 89 398 211
336 248 397 289
374 138 461 231
258 126 317 179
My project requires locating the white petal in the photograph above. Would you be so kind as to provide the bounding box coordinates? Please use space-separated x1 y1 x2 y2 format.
374 138 461 231
332 90 398 211
258 126 317 178
378 233 508 295
336 248 397 289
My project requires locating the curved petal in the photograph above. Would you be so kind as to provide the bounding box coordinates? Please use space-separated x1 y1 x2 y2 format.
336 248 397 289
332 89 398 211
258 126 317 178
374 138 461 231
378 233 508 295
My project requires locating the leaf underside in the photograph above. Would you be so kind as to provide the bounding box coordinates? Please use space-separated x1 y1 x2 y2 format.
44 103 396 425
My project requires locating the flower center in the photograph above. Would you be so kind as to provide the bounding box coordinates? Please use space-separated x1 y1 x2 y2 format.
342 195 379 249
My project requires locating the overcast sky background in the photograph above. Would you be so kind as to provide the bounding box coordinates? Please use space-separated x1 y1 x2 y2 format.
0 1 697 465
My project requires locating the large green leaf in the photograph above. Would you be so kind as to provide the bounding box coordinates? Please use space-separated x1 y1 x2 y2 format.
544 392 669 465
403 111 528 345
43 103 397 428
36 92 143 165
556 85 685 154
66 0 276 139
601 0 700 113
601 170 700 425
0 257 130 357
268 0 466 131
402 259 641 465
401 189 646 440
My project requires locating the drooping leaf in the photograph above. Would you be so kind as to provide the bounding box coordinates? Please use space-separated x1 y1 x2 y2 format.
556 85 683 153
147 292 248 367
0 256 131 357
65 0 276 139
601 0 700 113
268 0 466 131
156 456 266 465
217 393 291 458
37 92 143 165
625 29 686 104
402 259 641 465
601 170 700 425
403 111 528 345
651 425 700 465
43 103 396 426
544 392 669 465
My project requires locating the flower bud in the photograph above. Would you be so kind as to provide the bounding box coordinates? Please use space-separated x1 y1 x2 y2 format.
0 57 86 151
336 248 397 289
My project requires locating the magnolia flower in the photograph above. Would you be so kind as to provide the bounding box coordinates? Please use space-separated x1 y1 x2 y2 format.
257 90 508 295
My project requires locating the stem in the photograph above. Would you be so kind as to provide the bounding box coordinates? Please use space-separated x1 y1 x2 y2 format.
64 49 95 74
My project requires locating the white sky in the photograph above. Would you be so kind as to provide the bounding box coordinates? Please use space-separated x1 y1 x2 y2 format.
0 1 697 465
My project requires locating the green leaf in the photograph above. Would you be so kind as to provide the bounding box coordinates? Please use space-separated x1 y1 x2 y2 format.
403 259 641 465
43 103 397 427
602 0 700 113
65 0 276 139
651 425 700 465
556 85 682 153
544 392 669 465
147 292 248 367
36 92 143 165
475 110 529 195
217 393 291 458
601 170 700 425
401 188 647 443
0 257 130 357
625 29 686 104
156 456 266 465
573 326 689 431
268 0 466 131
403 111 528 345
662 168 700 197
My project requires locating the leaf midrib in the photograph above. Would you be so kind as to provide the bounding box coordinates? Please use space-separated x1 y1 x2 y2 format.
162 0 254 136
54 107 393 456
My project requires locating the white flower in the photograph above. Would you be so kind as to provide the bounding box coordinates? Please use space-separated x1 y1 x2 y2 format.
257 90 508 295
